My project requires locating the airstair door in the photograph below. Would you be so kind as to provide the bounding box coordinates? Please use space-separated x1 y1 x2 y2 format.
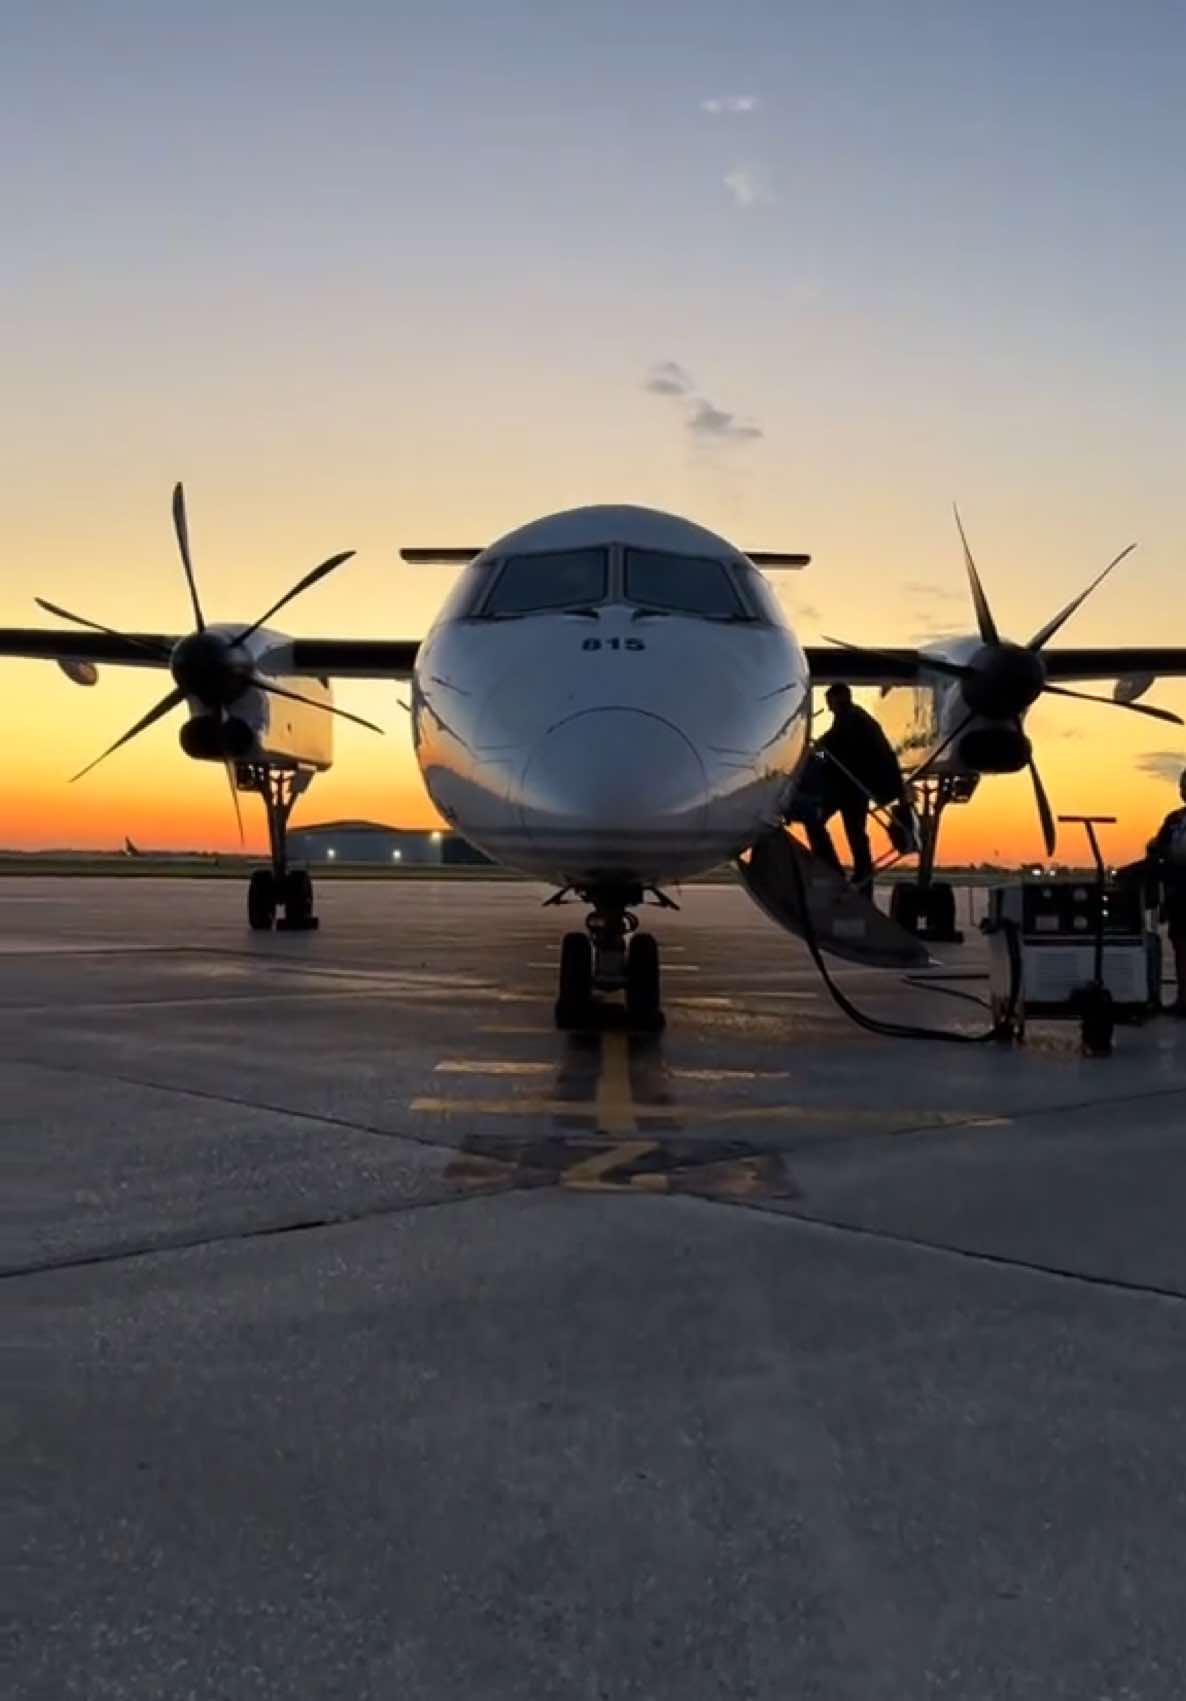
737 829 933 971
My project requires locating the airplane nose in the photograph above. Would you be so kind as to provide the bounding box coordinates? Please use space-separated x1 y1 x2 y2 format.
520 708 708 845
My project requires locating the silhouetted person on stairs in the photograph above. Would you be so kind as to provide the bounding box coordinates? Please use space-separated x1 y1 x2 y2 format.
805 684 906 888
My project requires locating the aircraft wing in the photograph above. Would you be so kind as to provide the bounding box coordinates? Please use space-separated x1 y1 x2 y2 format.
0 629 178 667
1038 648 1186 682
0 630 422 680
804 647 919 685
805 645 1186 686
286 639 420 678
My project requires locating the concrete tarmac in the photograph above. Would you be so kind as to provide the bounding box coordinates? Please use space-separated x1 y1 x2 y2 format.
5 875 1186 1700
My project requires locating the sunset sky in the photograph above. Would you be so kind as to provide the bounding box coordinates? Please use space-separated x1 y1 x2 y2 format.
3 0 1183 863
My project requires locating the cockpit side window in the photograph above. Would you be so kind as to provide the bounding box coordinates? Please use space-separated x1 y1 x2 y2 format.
623 549 749 619
476 548 609 617
735 561 787 626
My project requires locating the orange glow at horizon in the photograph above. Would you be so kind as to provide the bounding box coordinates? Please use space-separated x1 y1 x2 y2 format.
1 484 1182 869
4 674 1181 869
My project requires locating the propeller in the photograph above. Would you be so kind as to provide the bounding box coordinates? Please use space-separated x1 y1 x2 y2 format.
41 483 376 829
253 677 383 733
953 504 999 645
827 509 1182 855
34 599 171 658
233 551 358 647
70 688 186 783
224 761 245 846
1040 682 1182 724
1026 746 1057 858
172 482 206 631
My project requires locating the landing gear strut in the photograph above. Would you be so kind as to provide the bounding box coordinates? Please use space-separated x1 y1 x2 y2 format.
237 763 318 932
554 884 665 1031
888 775 974 943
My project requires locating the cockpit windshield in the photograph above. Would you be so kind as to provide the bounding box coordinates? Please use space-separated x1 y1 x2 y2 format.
479 549 608 616
623 549 749 619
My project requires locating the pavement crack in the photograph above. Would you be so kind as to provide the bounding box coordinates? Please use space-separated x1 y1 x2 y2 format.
5 1052 452 1156
715 1198 1186 1306
0 1185 513 1282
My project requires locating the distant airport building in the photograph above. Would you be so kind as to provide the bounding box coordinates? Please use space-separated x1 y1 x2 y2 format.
286 820 494 867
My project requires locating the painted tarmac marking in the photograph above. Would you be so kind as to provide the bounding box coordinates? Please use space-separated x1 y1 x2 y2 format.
596 1031 637 1135
476 1023 555 1035
434 1060 553 1077
419 1026 975 1141
442 1133 798 1200
414 1097 973 1130
552 1033 603 1131
625 1033 682 1133
563 1138 657 1188
525 961 700 975
671 1068 791 1083
442 1151 519 1189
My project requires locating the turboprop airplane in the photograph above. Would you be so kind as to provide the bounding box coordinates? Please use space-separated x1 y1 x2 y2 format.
2 484 1185 1027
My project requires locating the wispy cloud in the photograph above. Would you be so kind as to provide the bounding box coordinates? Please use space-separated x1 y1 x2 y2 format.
723 162 774 208
643 362 764 452
903 580 964 603
1138 750 1185 781
643 360 694 397
688 400 762 443
702 94 760 115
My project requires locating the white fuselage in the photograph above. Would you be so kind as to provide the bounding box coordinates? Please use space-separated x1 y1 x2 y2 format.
410 507 811 888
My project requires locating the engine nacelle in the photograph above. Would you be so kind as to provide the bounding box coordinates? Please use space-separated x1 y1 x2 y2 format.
958 724 1031 774
179 715 255 762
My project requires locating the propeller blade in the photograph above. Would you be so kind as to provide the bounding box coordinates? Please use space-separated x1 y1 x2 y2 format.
172 482 206 632
820 635 971 682
952 504 999 646
224 759 245 845
234 551 357 647
1026 543 1138 652
69 686 185 782
35 599 170 657
1043 682 1183 725
1027 753 1057 857
252 676 384 734
905 709 976 784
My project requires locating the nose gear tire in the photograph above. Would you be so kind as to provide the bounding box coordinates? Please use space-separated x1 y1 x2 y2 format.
626 932 664 1030
555 931 595 1029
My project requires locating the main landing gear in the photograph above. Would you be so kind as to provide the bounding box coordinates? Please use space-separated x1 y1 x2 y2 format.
553 884 667 1031
887 775 975 943
237 763 319 933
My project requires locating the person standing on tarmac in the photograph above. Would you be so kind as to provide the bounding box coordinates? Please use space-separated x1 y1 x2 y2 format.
1146 767 1186 1016
804 683 908 887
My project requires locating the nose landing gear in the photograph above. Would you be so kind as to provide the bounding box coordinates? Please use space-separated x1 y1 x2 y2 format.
553 884 667 1031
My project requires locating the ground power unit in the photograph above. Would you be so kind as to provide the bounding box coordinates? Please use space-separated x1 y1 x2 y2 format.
985 872 1161 1042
